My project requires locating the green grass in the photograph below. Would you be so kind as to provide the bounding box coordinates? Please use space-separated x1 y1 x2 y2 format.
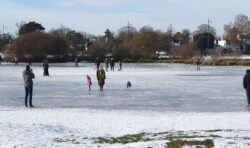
95 130 224 145
164 134 207 141
209 134 221 138
95 133 148 144
205 129 223 133
53 138 80 144
167 139 214 148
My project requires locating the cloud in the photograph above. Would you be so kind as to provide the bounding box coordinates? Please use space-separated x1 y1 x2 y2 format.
2 0 250 36
54 0 151 8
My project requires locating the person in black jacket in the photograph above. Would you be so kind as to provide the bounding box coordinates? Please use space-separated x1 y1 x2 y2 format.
43 58 49 76
196 58 201 70
0 55 2 65
75 57 79 67
110 58 115 71
95 57 101 69
22 65 35 107
243 69 250 106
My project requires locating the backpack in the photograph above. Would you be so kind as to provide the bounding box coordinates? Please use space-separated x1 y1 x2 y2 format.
100 69 106 79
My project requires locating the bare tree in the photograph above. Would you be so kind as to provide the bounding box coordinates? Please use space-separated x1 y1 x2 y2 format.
224 14 250 52
234 14 250 35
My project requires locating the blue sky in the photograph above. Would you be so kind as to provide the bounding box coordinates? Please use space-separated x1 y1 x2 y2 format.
0 0 250 36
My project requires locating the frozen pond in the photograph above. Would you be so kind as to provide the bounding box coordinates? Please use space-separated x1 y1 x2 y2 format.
0 62 248 112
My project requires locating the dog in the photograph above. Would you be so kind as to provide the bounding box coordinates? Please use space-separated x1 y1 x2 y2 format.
127 81 131 88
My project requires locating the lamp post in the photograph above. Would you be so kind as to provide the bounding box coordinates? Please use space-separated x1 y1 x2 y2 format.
243 39 246 53
127 21 132 42
207 19 212 55
2 25 7 39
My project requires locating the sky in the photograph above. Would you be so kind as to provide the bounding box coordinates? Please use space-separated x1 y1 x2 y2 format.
0 0 250 37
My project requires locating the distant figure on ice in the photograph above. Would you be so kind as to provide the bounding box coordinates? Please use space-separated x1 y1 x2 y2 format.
243 69 250 107
95 57 101 69
75 56 79 67
42 58 49 76
110 58 115 71
118 60 122 71
96 66 106 91
28 58 32 66
22 65 35 108
105 58 109 72
86 75 92 91
14 57 19 65
0 55 2 65
127 81 131 88
196 58 201 70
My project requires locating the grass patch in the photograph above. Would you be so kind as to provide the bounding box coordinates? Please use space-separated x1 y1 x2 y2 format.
227 142 236 145
95 133 147 144
167 139 214 148
205 129 223 133
53 138 80 144
164 134 207 141
209 134 221 138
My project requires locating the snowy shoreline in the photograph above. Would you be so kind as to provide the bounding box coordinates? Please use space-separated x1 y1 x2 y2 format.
2 108 250 135
0 108 250 147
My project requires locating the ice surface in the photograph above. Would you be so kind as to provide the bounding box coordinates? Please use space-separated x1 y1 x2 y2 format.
0 63 250 147
0 63 248 112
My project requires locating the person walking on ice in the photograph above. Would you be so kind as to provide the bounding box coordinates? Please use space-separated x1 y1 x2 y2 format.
86 75 92 91
14 57 19 65
105 58 109 72
118 60 122 71
22 65 35 108
196 58 201 70
110 58 115 71
42 58 49 76
75 56 79 67
96 66 106 91
0 55 2 65
95 57 101 69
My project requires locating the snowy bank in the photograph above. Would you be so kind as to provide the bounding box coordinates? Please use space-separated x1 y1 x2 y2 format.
0 109 250 147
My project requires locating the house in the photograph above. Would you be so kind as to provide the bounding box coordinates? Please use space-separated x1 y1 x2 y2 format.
217 38 240 52
0 50 11 59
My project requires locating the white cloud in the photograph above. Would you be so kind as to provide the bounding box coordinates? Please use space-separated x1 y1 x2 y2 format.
55 0 141 7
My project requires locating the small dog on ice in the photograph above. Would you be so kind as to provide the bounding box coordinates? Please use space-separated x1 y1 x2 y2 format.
127 81 131 88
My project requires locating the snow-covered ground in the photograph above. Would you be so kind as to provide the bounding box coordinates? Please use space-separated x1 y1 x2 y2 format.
0 63 250 147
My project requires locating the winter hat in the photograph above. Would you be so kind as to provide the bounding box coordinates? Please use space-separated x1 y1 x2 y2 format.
26 65 30 70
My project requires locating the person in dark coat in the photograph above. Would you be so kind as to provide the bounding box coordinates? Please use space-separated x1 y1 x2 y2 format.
118 60 122 71
14 57 18 65
95 57 101 69
96 66 106 91
42 58 49 76
196 58 201 70
110 58 115 71
243 69 250 106
105 58 109 72
0 55 2 65
22 65 35 107
75 57 79 67
28 58 32 66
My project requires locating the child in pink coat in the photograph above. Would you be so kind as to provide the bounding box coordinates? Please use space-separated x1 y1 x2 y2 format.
86 75 92 91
